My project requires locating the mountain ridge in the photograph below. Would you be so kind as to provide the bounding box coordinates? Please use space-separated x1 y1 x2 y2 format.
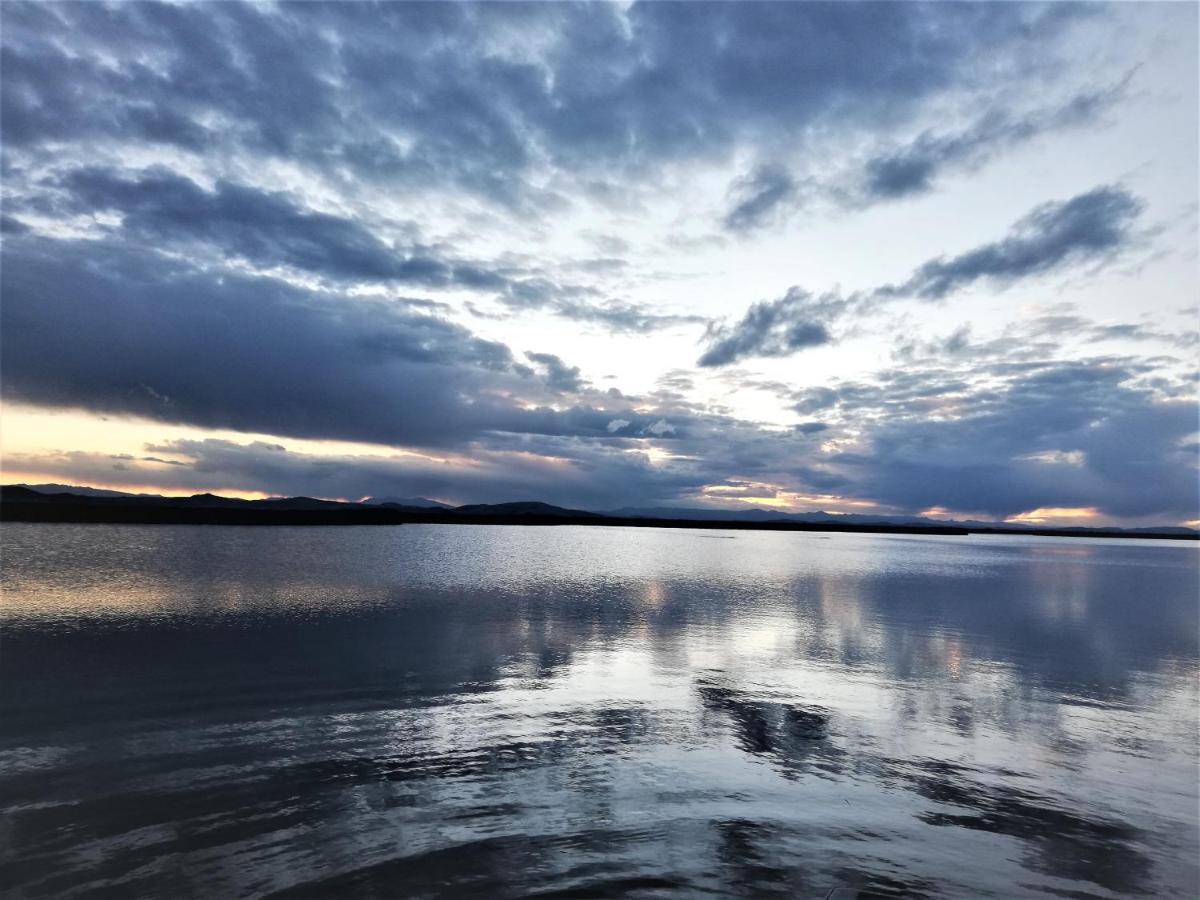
2 484 1194 538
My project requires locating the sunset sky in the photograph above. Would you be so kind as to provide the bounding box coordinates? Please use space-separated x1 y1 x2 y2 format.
2 1 1197 525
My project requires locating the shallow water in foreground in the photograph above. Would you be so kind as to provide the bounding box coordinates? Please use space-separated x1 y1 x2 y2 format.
0 523 1197 899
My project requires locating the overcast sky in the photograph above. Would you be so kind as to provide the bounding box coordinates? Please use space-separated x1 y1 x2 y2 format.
2 1 1197 525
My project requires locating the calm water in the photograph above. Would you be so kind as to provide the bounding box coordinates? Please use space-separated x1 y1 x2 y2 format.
1 524 1197 899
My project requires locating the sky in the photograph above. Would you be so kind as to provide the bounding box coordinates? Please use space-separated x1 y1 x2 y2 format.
1 1 1197 525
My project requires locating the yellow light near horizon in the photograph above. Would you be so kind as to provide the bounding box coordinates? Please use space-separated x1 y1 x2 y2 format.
697 482 883 515
1005 507 1102 525
735 495 793 509
0 403 473 473
0 468 273 500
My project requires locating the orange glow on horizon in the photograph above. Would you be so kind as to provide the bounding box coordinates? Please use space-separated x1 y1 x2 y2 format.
1005 506 1102 525
0 471 275 501
696 483 883 515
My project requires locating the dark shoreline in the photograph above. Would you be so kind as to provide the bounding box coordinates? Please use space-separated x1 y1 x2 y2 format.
2 500 1195 541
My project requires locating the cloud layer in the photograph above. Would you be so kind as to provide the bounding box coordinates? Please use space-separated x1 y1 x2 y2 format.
1 1 1195 524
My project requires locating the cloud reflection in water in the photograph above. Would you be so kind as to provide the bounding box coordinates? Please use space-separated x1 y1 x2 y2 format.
1 524 1196 898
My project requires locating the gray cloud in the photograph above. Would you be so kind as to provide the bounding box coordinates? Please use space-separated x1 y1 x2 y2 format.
0 235 668 448
718 81 1129 233
723 164 798 232
526 352 585 394
861 81 1128 201
541 297 707 335
9 312 1196 521
701 186 1145 366
28 165 705 335
2 2 1090 208
786 357 1198 520
884 185 1143 300
52 167 486 287
699 288 842 367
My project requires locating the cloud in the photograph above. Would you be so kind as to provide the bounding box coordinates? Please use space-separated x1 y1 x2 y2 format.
699 288 841 367
9 277 1196 520
723 164 797 232
51 166 489 287
526 352 585 394
21 162 706 336
788 357 1199 521
700 186 1145 366
860 81 1129 201
719 81 1130 232
882 185 1143 300
0 235 664 448
549 298 707 334
2 2 1091 207
794 422 830 435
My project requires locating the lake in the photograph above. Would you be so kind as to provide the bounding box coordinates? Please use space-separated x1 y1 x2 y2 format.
1 523 1196 898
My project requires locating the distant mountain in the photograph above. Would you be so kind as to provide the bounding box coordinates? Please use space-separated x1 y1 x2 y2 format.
165 493 253 508
608 505 942 527
365 496 452 509
251 497 351 511
2 484 1194 539
453 501 601 518
17 483 164 499
609 505 791 522
2 486 55 501
604 505 1200 535
14 485 359 511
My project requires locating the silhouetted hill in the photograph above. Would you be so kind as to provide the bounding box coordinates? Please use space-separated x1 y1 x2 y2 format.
2 486 51 501
609 505 940 526
253 497 352 511
605 505 1200 536
19 483 162 499
452 501 601 518
365 496 451 509
1 484 1194 539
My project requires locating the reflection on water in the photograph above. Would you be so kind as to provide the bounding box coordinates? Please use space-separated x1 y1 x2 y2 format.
1 524 1196 898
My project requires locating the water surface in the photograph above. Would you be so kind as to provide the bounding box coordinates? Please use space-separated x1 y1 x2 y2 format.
1 524 1197 898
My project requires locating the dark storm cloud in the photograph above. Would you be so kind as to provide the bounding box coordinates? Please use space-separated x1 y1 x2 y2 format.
0 235 672 448
700 186 1145 366
723 165 798 232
